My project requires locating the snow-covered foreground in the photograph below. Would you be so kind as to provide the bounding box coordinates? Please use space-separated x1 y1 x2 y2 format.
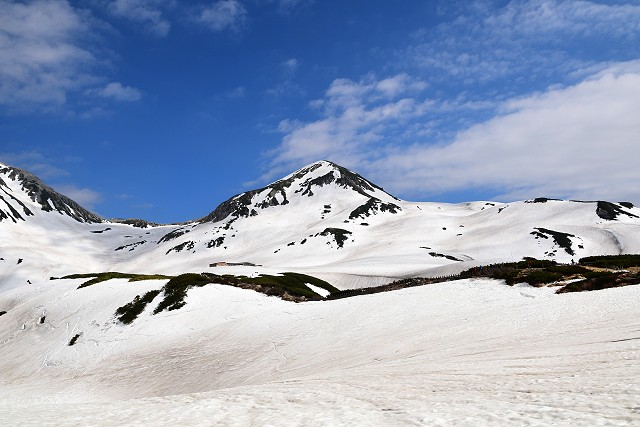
1 279 639 426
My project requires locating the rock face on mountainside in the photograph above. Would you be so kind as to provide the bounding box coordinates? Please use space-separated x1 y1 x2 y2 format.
198 160 400 224
0 164 102 223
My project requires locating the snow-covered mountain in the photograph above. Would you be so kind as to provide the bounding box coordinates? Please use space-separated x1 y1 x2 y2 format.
0 164 101 224
1 160 640 425
1 159 639 289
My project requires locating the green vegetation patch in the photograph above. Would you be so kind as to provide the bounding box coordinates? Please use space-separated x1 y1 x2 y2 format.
115 290 162 324
61 272 171 289
116 271 338 324
229 272 339 300
457 256 640 292
557 271 639 293
153 273 212 313
459 258 589 286
579 254 640 269
149 272 338 316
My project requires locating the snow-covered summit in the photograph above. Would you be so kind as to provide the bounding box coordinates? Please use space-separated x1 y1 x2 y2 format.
198 160 399 224
0 164 102 224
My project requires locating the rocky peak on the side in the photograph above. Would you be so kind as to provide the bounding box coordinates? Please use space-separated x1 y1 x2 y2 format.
0 164 102 224
198 160 400 224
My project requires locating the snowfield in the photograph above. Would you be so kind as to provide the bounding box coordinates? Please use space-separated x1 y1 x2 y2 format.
1 279 639 426
1 160 640 425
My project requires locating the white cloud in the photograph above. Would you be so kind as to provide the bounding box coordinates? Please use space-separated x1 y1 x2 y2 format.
272 0 312 14
282 58 298 75
375 74 428 98
264 74 432 179
268 62 640 203
315 74 428 114
0 151 70 178
485 0 640 40
94 82 142 102
407 0 640 88
0 0 97 111
196 0 247 33
51 184 102 208
108 0 171 37
227 86 246 98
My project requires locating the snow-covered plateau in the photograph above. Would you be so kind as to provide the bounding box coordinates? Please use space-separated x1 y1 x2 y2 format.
0 160 639 426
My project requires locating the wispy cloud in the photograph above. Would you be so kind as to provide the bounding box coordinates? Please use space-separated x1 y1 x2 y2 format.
227 86 246 98
0 150 70 178
267 62 640 203
0 0 147 114
0 150 102 208
269 0 313 14
265 73 432 179
282 58 298 76
264 58 305 98
106 0 172 37
195 0 247 33
53 184 102 208
406 0 640 92
92 82 142 102
260 1 640 203
0 0 97 112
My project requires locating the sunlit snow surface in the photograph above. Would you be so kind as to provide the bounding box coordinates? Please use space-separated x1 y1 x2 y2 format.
1 279 639 426
1 161 640 425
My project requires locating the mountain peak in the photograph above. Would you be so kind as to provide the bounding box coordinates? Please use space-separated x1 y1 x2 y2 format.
198 160 398 224
0 164 102 224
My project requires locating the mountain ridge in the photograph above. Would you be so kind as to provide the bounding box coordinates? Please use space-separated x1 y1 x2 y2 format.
0 163 102 224
2 159 637 226
1 159 640 292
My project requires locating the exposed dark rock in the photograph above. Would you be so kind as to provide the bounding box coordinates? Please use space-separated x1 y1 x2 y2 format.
166 241 195 254
316 228 352 248
526 197 561 203
348 197 401 220
1 165 101 223
596 201 638 220
531 227 577 255
158 228 190 244
299 172 335 196
0 191 32 222
110 218 159 228
428 252 463 262
115 241 147 252
198 161 399 224
91 228 112 234
207 236 225 248
68 333 81 346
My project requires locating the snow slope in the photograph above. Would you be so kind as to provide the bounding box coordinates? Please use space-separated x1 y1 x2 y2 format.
0 278 638 425
1 160 640 425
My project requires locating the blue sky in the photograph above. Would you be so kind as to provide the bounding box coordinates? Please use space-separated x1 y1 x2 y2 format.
1 0 640 223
